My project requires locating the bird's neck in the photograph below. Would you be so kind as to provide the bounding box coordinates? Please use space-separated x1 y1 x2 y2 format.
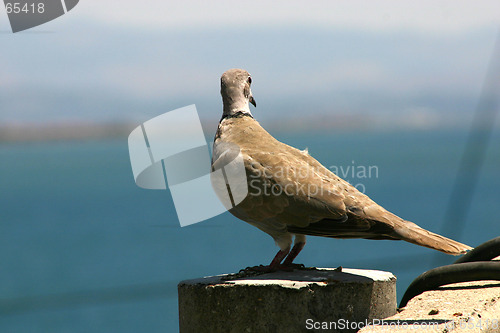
222 97 252 118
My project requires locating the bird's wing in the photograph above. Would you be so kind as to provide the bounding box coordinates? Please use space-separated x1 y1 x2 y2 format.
231 143 349 227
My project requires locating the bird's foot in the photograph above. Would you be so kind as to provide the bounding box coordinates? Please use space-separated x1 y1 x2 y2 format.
219 265 275 281
243 264 278 273
243 262 308 273
239 263 306 273
220 242 314 281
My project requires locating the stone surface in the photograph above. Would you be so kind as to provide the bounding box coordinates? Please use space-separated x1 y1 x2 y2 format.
178 268 396 333
358 280 500 333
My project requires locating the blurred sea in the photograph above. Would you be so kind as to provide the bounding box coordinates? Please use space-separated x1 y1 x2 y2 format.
0 129 498 332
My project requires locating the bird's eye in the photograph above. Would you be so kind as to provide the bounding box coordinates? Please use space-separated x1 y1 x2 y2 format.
247 76 252 84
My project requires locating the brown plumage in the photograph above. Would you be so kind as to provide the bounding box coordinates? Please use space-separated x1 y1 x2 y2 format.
212 68 472 270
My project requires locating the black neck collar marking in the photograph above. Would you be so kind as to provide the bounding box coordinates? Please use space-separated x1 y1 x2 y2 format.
220 111 254 122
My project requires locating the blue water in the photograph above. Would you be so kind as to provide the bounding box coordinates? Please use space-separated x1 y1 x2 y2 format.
0 130 499 332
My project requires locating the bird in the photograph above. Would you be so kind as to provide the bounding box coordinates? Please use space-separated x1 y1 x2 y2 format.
211 68 472 271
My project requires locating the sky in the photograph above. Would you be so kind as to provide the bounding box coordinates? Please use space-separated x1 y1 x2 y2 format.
1 1 499 130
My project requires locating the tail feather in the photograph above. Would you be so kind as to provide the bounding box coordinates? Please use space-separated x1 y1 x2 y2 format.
395 221 472 255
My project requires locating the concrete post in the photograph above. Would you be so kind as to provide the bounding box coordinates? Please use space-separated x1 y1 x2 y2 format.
178 268 396 332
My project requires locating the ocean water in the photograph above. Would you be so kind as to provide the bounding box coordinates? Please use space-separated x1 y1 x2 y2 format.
0 129 498 332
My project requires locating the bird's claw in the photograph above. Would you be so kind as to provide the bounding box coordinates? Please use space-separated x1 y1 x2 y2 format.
220 263 313 281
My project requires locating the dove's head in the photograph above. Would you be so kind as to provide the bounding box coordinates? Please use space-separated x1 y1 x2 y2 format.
220 68 256 117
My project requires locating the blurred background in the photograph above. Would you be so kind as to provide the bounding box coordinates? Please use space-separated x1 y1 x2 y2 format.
1 1 499 332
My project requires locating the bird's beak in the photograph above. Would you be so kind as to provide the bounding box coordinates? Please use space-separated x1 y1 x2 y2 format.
249 95 256 107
